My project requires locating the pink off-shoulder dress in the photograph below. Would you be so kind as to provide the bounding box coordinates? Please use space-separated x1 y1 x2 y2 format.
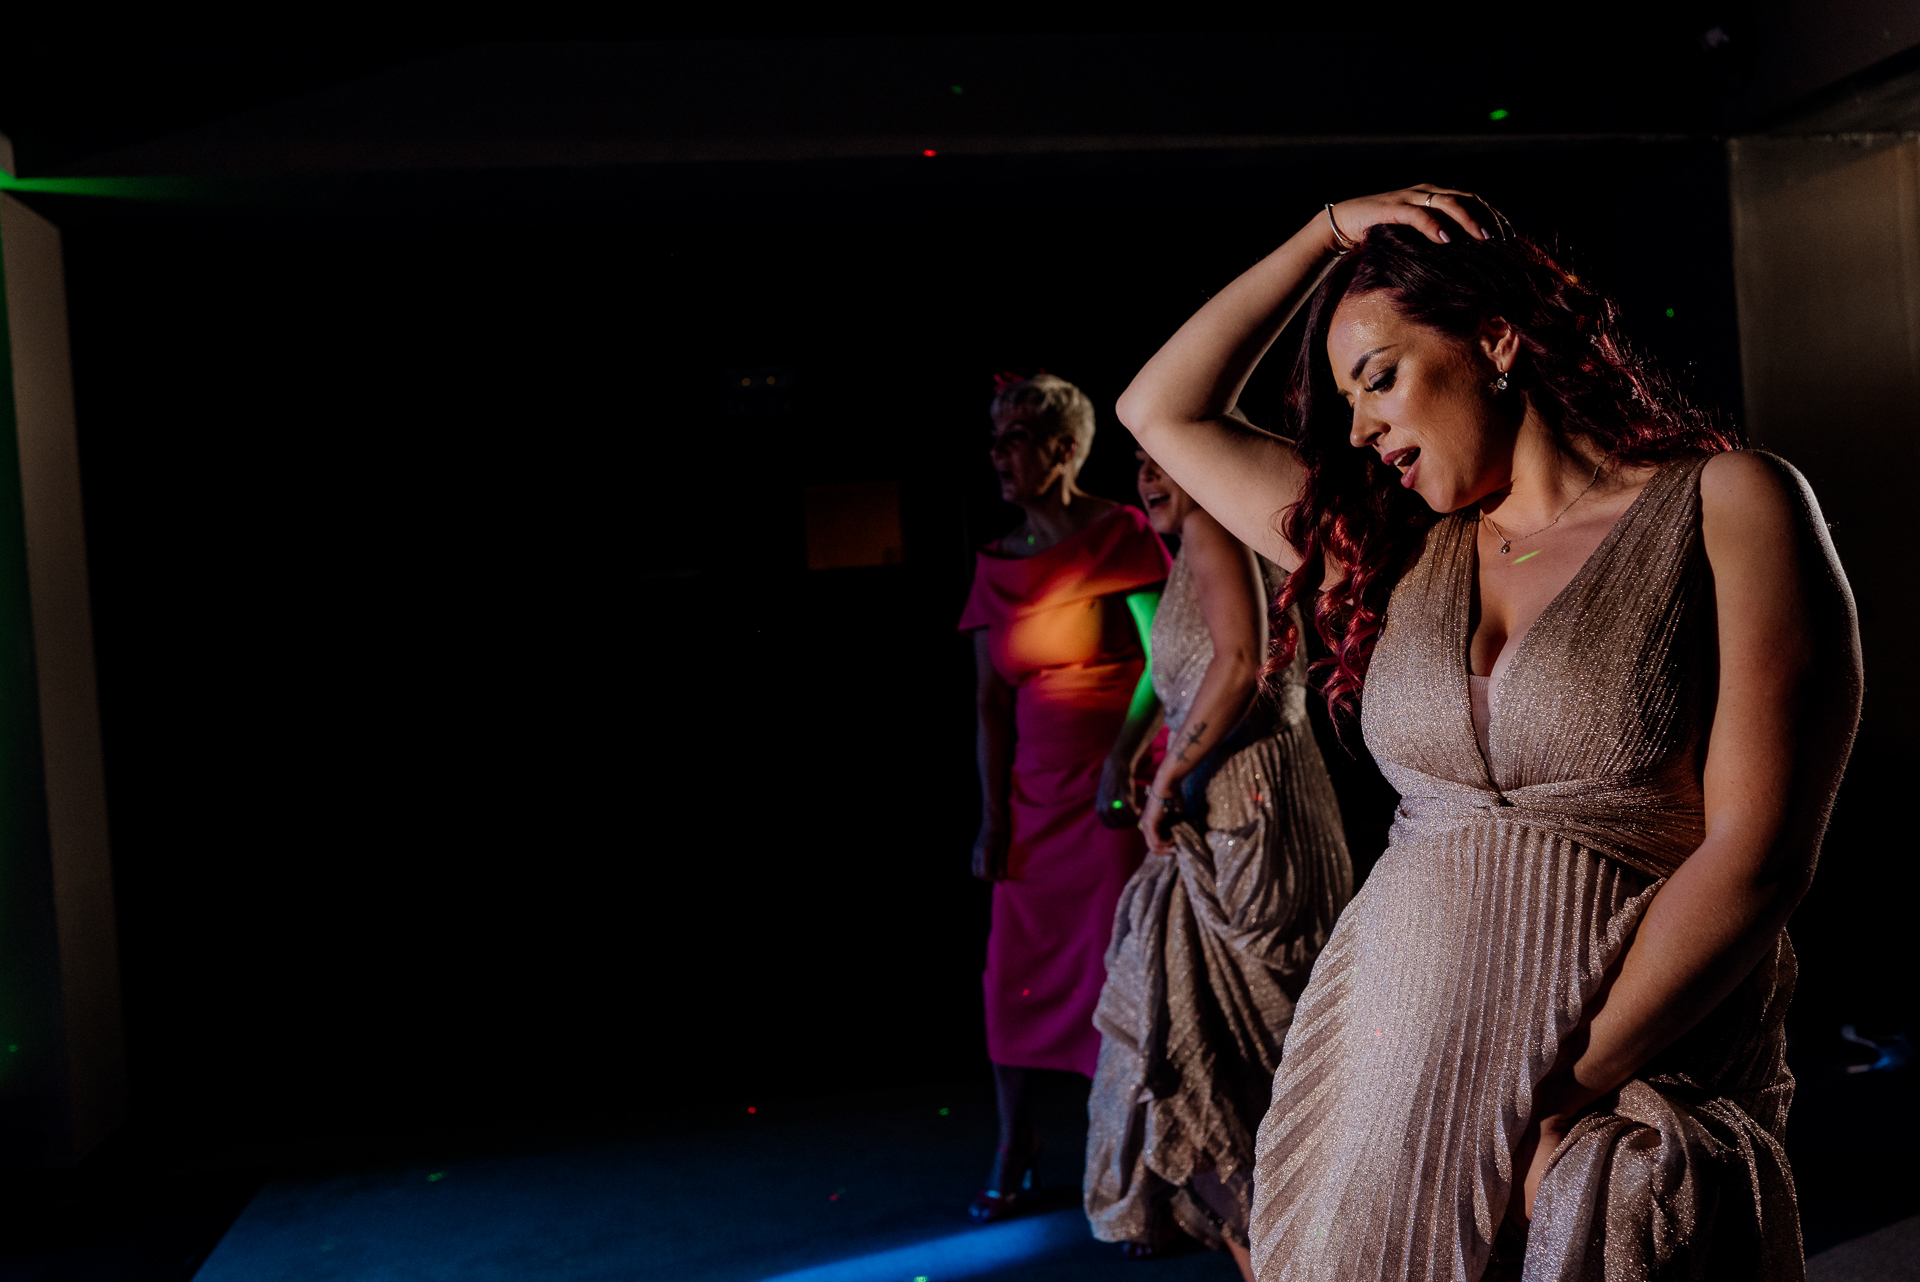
959 505 1170 1076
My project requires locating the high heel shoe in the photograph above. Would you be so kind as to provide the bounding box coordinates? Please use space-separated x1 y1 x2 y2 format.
967 1143 1041 1223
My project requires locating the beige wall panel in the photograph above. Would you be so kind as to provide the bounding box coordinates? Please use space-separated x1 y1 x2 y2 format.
1730 136 1920 757
0 192 126 1161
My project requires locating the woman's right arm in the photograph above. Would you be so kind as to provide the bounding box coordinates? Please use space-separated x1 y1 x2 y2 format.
972 629 1016 882
1139 514 1264 854
1115 188 1490 570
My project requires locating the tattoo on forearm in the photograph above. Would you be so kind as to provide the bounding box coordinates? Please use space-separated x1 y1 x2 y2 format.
1174 720 1209 764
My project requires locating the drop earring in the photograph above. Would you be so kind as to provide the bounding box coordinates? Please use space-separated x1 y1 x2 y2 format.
1490 370 1509 393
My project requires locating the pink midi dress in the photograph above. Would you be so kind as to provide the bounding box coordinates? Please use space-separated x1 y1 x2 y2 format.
959 505 1170 1076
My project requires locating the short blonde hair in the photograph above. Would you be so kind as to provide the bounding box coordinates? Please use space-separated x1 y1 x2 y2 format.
990 373 1095 482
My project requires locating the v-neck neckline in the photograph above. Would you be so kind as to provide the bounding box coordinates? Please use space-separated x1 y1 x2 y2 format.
1454 460 1677 788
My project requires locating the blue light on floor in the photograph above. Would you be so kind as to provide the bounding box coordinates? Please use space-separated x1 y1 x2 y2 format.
757 1209 1089 1282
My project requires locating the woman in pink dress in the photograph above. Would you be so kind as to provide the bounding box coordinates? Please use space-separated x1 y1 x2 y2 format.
960 373 1170 1222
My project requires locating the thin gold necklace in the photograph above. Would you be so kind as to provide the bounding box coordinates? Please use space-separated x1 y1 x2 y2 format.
1480 462 1603 555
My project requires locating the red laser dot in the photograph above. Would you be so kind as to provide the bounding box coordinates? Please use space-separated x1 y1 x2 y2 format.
829 1193 839 1200
1022 988 1030 996
923 149 937 157
747 1106 757 1114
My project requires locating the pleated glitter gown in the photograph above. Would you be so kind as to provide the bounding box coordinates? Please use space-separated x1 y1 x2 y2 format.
1087 547 1354 1250
1250 457 1805 1281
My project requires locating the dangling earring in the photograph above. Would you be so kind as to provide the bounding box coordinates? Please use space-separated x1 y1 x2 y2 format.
1490 370 1509 393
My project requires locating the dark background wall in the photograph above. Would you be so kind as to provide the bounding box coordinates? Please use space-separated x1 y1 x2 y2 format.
0 28 1907 1163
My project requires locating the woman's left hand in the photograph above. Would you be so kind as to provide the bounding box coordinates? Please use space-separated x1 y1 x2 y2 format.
1140 792 1176 855
1509 1053 1606 1227
1507 1111 1573 1226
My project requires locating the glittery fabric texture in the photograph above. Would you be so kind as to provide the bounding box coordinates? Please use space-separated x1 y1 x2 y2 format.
1250 457 1806 1281
1086 549 1354 1249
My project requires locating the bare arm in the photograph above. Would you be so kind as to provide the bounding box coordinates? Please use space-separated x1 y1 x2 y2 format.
1518 451 1863 1215
1114 227 1328 569
972 629 1017 882
1116 188 1491 569
1155 514 1263 792
1139 512 1265 853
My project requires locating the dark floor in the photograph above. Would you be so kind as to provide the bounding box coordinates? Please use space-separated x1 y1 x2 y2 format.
1807 1216 1920 1282
188 1074 1241 1282
1787 1025 1920 1258
0 1033 1912 1281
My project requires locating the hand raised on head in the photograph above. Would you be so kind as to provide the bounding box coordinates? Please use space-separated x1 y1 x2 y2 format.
1323 187 1493 251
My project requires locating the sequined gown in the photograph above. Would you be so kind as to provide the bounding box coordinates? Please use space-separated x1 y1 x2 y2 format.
1249 457 1805 1281
1086 547 1354 1250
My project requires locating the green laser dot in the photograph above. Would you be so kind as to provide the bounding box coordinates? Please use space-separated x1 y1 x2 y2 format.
6 1044 16 1053
427 1172 447 1182
1489 108 1510 121
1511 550 1543 565
951 84 964 94
1665 307 1676 317
939 1107 950 1115
1112 799 1124 809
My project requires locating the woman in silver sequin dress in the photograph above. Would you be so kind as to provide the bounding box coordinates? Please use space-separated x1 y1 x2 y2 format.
1084 451 1353 1281
1113 187 1862 1280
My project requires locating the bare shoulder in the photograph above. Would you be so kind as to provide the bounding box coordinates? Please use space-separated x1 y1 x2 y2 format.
1175 509 1252 594
1179 509 1262 647
1179 506 1244 566
1700 450 1832 557
1699 449 1856 627
1701 448 1803 514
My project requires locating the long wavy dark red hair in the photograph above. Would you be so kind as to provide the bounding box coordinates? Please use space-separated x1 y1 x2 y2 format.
1264 217 1742 721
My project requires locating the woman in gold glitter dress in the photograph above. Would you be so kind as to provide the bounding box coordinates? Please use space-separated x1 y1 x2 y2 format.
1115 187 1862 1280
1083 451 1352 1281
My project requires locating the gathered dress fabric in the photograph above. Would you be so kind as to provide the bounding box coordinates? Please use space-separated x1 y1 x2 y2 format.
1086 548 1354 1249
1250 456 1805 1281
959 505 1171 1077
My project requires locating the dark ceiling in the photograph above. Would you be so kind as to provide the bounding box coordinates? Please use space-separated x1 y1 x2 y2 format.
12 34 1729 178
1 21 1916 233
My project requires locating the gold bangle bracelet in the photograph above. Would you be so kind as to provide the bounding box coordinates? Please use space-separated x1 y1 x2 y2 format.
1324 202 1356 253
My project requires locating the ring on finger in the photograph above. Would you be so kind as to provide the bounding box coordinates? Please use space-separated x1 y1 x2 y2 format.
1424 191 1436 207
